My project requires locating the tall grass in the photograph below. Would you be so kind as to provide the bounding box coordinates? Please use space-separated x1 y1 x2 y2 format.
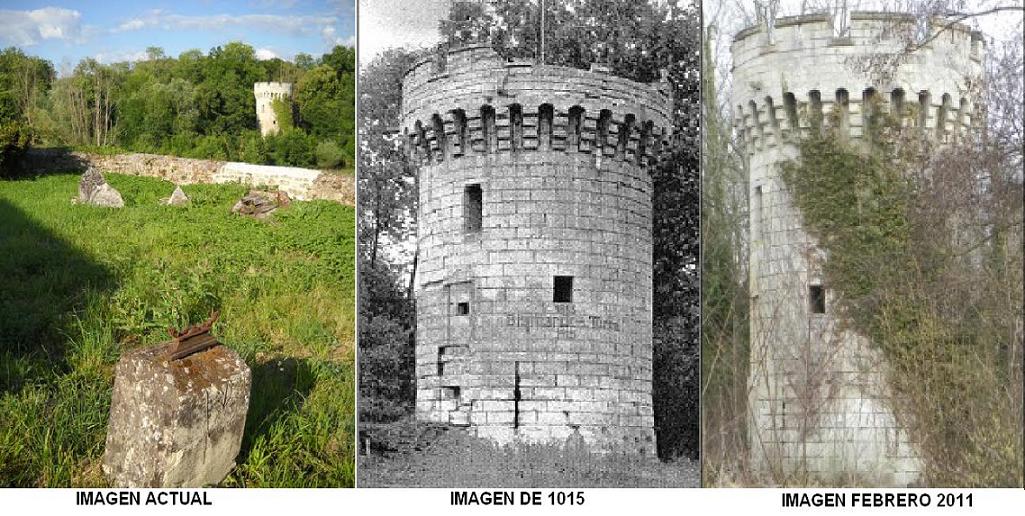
0 172 355 487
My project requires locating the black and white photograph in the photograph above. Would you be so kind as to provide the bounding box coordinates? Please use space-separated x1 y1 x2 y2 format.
356 0 701 487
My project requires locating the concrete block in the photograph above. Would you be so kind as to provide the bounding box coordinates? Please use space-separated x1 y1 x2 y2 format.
102 343 250 487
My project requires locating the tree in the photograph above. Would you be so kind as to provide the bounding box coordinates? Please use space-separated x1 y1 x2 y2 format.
320 45 356 76
357 48 419 423
194 42 264 136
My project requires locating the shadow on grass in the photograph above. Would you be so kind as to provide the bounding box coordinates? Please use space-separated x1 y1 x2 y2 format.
15 147 91 178
236 357 317 461
0 198 115 393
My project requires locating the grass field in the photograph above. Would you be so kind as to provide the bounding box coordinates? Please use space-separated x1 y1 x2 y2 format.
0 172 355 487
358 418 699 487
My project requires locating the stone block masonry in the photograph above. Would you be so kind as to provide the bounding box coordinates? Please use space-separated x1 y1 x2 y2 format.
102 343 251 487
402 45 673 454
733 12 984 485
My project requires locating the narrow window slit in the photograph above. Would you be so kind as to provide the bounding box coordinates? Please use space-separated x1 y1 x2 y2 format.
809 285 826 314
464 184 482 233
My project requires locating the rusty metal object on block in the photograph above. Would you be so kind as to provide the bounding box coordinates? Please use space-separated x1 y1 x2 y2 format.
167 311 221 360
102 317 250 487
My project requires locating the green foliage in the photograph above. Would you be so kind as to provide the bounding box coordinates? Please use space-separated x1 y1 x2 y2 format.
0 47 54 123
266 129 316 168
0 42 355 168
0 120 31 178
0 173 355 486
296 63 355 163
315 140 347 169
0 47 54 175
239 130 270 164
780 120 1023 486
270 98 294 132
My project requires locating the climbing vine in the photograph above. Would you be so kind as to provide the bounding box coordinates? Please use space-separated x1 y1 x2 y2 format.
779 111 1023 486
271 98 295 132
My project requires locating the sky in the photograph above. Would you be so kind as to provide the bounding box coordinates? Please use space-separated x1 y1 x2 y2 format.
0 0 355 72
357 0 448 65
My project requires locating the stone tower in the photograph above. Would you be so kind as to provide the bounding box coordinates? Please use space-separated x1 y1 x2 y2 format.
732 12 983 485
254 82 293 137
401 45 672 453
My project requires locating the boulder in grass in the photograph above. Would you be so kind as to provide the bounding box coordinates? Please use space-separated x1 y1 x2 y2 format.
76 167 124 208
102 342 251 487
164 185 190 206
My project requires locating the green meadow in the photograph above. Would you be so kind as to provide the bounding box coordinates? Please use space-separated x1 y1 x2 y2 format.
0 172 355 487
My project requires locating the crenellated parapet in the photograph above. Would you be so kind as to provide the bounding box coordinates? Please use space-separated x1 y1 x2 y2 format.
731 11 984 153
733 85 980 153
253 82 293 100
401 45 673 168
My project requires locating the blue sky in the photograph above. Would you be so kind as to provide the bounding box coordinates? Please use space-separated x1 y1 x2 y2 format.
0 0 355 72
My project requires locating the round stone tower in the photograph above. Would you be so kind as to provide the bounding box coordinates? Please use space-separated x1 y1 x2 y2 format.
254 82 294 137
401 45 672 453
732 12 983 485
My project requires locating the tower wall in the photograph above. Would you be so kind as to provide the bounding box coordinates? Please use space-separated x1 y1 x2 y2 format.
732 12 983 485
254 82 294 137
402 45 672 453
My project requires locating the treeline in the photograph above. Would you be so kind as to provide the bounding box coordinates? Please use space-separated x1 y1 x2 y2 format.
0 42 354 176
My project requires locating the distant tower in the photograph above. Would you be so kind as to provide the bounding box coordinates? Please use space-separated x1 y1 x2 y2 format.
254 82 294 137
733 12 983 485
401 45 672 453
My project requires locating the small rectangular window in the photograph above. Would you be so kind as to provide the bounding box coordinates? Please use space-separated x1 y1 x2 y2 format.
442 386 460 399
554 276 573 303
456 302 469 315
809 285 826 314
464 184 482 232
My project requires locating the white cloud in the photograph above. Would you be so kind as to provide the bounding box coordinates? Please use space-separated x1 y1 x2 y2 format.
254 47 279 60
115 10 339 39
116 19 146 32
250 0 299 8
0 7 82 46
321 25 354 47
93 50 150 64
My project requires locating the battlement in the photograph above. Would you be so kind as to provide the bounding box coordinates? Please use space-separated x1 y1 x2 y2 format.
253 82 293 100
730 10 985 153
734 86 979 153
733 11 983 63
401 45 673 168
